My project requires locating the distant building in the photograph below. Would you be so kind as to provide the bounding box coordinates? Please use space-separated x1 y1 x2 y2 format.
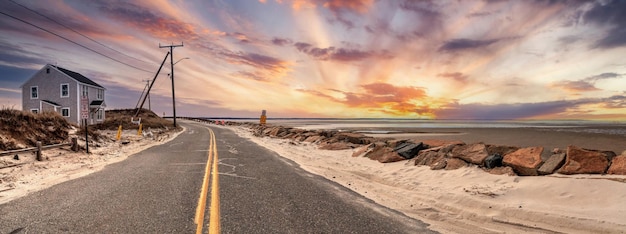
21 64 106 124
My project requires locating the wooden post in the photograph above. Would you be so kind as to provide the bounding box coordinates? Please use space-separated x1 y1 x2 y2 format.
71 137 78 152
36 141 42 161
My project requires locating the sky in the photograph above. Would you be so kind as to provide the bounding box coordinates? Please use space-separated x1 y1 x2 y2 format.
1 0 626 120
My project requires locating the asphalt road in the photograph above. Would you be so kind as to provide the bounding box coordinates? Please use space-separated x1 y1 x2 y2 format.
0 120 434 233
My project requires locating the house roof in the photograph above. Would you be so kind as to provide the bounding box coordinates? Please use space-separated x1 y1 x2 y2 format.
41 100 61 106
90 100 104 106
51 65 104 89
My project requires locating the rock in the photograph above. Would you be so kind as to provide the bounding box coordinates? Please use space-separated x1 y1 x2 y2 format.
364 145 405 163
303 135 323 143
487 145 519 156
537 153 566 175
558 145 609 175
486 166 517 176
483 154 503 169
422 139 464 148
394 142 426 159
352 144 373 157
429 157 447 170
607 155 626 175
335 132 371 145
451 143 489 165
552 148 563 154
319 142 353 150
415 151 443 166
445 158 467 170
503 146 544 176
386 139 407 148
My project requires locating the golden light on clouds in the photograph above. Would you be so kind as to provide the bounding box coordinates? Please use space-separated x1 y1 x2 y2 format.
1 0 625 119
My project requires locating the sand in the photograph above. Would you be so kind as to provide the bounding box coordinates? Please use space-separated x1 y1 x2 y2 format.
0 128 183 205
3 122 625 233
225 124 626 234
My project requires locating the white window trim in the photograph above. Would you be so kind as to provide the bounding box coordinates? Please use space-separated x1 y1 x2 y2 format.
61 107 70 117
30 109 39 114
30 86 38 99
97 89 103 100
96 109 103 120
60 83 69 98
82 85 88 97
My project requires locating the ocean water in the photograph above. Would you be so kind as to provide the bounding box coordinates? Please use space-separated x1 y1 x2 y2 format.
206 118 626 136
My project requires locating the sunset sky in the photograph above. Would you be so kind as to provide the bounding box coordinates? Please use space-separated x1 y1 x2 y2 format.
1 0 625 119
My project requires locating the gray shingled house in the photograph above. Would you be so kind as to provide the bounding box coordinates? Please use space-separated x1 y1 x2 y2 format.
21 64 106 125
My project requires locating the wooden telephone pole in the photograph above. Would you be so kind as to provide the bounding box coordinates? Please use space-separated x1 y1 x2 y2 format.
160 42 183 128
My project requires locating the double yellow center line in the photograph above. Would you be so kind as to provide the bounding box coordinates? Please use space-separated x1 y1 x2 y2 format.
195 127 220 234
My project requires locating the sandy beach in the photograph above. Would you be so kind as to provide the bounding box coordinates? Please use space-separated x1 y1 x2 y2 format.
221 123 626 233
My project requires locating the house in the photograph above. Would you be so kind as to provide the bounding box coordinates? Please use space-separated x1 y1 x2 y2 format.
21 64 106 125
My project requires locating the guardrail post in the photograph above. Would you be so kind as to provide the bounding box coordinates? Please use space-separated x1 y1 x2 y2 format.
36 141 42 161
71 137 79 152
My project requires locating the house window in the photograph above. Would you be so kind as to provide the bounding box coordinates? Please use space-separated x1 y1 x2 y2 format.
31 109 39 114
96 109 103 120
82 85 88 97
30 86 38 99
97 89 103 100
61 108 70 117
46 68 50 74
60 84 69 97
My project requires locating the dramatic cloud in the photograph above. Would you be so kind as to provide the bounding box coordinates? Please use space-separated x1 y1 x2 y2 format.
97 2 198 40
439 39 499 52
583 72 622 83
271 37 293 46
2 0 626 119
302 83 433 116
582 0 626 49
555 80 600 92
602 95 626 109
294 42 390 62
434 99 590 120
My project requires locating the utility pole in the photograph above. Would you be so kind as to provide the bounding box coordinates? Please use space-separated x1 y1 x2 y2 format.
142 79 152 111
159 42 183 128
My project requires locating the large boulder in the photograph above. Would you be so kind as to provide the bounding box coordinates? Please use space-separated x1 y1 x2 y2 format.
394 142 426 159
335 132 371 145
558 145 609 175
607 155 626 175
451 143 489 165
364 145 405 163
415 150 443 166
430 157 447 170
319 142 354 150
483 154 503 169
352 144 373 157
445 158 467 170
503 146 544 176
486 166 517 176
538 153 566 175
487 145 519 156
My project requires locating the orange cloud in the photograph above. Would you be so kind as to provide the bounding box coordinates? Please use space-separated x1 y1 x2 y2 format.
300 83 437 116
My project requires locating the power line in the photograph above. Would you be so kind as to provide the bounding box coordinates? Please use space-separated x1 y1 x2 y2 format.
8 0 153 65
0 10 154 74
